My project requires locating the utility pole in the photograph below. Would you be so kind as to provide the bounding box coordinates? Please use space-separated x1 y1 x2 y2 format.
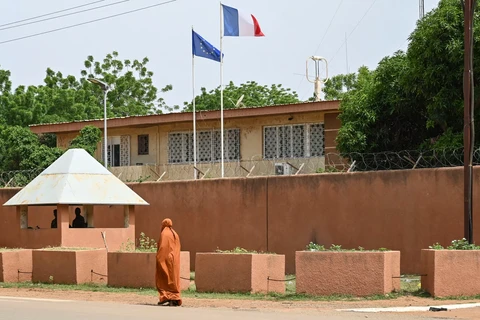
462 0 476 244
419 0 425 19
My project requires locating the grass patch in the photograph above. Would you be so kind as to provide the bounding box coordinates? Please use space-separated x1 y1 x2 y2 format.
434 294 480 300
214 247 276 254
0 274 434 302
0 282 157 296
40 247 99 251
305 243 390 252
0 247 24 252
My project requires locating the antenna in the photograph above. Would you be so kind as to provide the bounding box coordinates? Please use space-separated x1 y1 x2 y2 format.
345 32 349 73
419 0 424 19
306 56 329 101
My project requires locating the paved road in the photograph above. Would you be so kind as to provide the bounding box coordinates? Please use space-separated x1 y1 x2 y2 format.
0 296 468 320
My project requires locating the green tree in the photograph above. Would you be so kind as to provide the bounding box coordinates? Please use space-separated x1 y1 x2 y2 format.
69 126 102 156
81 51 174 116
322 73 357 101
0 125 103 172
406 0 479 148
0 51 174 127
336 0 479 154
0 126 63 171
182 81 301 112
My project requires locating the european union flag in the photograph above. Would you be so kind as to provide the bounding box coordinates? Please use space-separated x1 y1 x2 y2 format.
192 30 223 62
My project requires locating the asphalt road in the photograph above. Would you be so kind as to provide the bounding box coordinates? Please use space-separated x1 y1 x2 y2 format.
0 296 464 320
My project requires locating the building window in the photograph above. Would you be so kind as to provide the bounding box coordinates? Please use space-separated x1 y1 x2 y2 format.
263 123 324 159
138 135 149 155
168 129 240 164
102 136 130 167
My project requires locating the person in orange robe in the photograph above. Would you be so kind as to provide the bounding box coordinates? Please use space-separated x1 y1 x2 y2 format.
155 218 182 306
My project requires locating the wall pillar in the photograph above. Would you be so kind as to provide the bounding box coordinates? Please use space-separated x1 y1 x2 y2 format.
85 205 94 228
123 205 135 228
57 204 69 246
129 205 135 227
17 206 28 229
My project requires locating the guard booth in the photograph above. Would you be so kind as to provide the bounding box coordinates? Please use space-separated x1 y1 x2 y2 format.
3 149 149 250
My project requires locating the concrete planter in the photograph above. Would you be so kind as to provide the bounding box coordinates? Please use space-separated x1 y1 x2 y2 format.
32 249 107 285
107 251 190 290
421 249 480 297
296 251 400 296
0 249 32 283
195 253 285 294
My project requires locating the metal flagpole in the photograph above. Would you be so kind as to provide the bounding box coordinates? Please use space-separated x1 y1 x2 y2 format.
462 0 476 243
219 2 225 178
192 26 197 180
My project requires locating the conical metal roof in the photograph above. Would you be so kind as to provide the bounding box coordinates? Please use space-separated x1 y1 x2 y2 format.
3 149 149 206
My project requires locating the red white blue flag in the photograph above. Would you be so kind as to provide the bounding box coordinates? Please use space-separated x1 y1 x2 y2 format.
222 4 264 37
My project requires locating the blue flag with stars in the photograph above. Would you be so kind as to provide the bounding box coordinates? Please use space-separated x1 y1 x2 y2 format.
192 30 223 62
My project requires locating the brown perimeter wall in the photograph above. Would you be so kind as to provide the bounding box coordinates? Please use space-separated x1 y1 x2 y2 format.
0 166 477 274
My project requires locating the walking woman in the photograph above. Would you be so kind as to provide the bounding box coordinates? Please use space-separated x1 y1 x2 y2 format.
155 218 182 306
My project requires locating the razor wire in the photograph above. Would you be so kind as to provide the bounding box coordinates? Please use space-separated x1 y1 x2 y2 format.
0 148 478 187
0 168 44 188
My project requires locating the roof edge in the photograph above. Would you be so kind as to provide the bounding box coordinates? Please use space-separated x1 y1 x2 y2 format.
29 100 341 134
3 202 150 207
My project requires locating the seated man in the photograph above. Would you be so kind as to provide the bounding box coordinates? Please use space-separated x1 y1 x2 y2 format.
51 210 57 228
72 208 86 228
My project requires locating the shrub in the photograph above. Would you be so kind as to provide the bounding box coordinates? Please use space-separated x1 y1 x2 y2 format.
137 232 157 252
305 242 389 252
429 238 480 250
215 247 275 254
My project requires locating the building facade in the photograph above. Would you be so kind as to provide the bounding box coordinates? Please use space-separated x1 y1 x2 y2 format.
30 101 341 181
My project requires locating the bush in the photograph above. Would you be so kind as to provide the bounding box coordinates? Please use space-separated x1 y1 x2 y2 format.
118 232 157 253
429 238 480 250
215 247 275 254
305 242 389 252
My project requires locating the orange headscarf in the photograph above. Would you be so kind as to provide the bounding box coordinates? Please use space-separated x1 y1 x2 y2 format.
161 218 173 231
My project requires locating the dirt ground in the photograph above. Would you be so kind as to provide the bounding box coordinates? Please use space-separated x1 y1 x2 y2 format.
1 287 480 319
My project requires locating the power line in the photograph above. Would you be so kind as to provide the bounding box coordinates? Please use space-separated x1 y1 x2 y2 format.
296 1 344 98
300 0 374 100
0 0 177 45
329 0 378 64
313 0 344 55
0 0 105 28
0 0 130 32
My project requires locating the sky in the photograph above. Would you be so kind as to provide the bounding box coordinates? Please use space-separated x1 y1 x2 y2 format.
0 0 441 110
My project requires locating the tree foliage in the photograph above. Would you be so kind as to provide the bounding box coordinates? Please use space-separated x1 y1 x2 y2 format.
0 51 173 128
182 81 301 112
0 125 101 172
81 51 173 116
69 126 102 156
0 51 173 172
323 73 357 101
335 0 480 154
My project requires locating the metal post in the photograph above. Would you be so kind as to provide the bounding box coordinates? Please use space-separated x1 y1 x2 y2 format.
220 2 225 178
103 89 108 168
463 0 476 244
88 78 110 168
192 26 197 179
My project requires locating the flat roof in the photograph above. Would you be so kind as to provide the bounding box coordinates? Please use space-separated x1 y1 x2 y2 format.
29 100 340 134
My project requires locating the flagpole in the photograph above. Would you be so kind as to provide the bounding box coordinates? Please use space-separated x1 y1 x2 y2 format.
219 1 225 178
192 26 197 180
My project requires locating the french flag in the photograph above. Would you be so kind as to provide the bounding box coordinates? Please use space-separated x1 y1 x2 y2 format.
222 4 264 37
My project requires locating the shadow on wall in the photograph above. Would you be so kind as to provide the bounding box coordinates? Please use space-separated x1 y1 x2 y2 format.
1 166 477 274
